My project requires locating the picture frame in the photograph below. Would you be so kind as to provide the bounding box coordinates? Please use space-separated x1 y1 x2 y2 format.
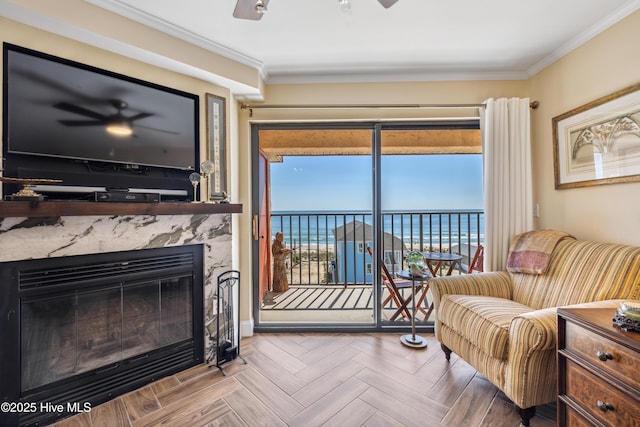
553 82 640 189
206 93 227 200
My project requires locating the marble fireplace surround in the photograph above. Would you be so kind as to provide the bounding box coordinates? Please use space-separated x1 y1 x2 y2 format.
0 207 239 359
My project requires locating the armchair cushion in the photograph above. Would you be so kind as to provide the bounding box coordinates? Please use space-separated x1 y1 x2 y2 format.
439 295 531 360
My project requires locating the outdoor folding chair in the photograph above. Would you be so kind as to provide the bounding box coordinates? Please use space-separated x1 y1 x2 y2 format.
467 244 484 273
366 246 413 319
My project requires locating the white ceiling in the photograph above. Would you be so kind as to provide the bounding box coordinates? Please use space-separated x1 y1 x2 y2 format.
87 0 640 85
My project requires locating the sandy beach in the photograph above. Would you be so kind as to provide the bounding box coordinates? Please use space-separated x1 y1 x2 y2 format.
286 243 333 284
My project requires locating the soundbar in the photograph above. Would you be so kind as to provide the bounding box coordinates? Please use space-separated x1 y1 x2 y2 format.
94 191 160 203
32 184 187 197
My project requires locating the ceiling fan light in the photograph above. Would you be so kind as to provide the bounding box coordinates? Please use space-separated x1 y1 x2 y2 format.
338 0 351 13
254 0 267 14
106 121 133 137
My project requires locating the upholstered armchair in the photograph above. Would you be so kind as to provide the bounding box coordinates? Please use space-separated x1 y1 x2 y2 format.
429 231 640 426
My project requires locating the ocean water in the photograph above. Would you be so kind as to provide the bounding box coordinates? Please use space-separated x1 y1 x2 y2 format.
271 210 484 248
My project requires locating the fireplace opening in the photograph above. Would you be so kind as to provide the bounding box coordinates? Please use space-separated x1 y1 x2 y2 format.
0 245 204 426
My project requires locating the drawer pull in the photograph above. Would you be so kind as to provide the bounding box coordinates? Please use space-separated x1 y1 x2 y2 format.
596 351 613 361
596 400 614 412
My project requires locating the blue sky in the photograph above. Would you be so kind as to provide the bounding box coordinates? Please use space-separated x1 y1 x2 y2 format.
270 154 483 211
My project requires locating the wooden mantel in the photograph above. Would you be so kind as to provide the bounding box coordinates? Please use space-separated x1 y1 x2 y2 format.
0 201 242 218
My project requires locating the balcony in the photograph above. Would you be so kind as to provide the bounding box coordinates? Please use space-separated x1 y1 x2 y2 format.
262 210 484 322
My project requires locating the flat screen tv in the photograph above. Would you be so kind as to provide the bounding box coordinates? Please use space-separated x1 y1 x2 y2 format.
2 43 199 200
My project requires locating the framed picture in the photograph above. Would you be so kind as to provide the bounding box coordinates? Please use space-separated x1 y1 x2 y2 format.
553 82 640 189
206 93 227 200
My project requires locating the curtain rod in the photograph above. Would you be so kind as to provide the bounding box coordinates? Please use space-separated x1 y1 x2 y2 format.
240 101 539 116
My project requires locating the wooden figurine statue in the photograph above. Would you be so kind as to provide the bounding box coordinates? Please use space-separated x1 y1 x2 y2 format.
271 232 291 292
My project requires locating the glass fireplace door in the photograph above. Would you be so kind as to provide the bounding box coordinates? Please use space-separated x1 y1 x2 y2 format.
21 275 193 392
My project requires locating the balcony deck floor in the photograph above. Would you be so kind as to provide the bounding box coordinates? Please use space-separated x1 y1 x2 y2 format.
260 284 433 323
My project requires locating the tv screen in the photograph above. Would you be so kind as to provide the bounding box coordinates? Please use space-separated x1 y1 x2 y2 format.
4 44 198 170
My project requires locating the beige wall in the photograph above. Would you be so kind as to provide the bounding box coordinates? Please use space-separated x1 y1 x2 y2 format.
528 10 640 245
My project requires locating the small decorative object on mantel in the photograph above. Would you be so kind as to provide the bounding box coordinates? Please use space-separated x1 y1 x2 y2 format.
188 172 201 203
200 159 215 203
613 300 640 332
406 250 426 277
217 191 230 204
0 177 62 201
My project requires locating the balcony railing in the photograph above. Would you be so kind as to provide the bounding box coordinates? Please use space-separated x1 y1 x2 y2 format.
271 210 484 286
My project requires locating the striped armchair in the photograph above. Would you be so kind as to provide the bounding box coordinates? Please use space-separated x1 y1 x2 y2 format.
430 234 640 426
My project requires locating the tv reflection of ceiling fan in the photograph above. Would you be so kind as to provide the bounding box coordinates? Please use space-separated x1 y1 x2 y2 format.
54 99 166 137
233 0 400 20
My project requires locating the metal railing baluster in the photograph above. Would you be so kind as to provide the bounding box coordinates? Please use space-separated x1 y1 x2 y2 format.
272 210 483 286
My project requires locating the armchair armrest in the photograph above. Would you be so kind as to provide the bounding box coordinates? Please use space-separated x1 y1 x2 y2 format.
430 271 513 313
510 307 558 353
504 307 558 408
509 299 626 354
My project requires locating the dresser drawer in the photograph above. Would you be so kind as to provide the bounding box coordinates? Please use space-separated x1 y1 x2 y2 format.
565 320 640 389
563 404 594 427
565 359 640 427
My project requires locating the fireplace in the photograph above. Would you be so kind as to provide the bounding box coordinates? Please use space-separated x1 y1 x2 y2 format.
0 245 204 426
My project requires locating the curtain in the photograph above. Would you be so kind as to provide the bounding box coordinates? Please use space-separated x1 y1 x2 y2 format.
481 98 533 271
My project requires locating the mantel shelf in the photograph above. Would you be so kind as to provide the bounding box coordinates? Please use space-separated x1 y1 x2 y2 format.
0 201 243 218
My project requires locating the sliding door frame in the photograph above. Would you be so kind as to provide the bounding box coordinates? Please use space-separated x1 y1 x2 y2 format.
251 120 479 333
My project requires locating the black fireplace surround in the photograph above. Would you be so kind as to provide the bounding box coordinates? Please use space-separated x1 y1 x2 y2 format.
0 245 204 426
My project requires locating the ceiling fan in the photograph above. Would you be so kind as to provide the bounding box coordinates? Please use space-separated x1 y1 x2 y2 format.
54 99 155 137
233 0 400 20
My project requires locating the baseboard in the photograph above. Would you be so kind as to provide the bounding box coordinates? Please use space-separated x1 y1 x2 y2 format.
240 319 254 337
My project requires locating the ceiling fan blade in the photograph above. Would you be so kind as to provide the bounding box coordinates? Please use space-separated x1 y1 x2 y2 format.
377 0 400 8
54 102 108 121
136 124 180 135
127 112 154 122
233 0 269 20
58 120 106 127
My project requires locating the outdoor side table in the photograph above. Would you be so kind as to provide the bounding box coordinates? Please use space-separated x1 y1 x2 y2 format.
396 270 430 349
422 251 463 276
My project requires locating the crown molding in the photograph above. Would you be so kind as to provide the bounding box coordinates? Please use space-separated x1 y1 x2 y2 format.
265 68 529 85
6 0 639 88
526 0 640 77
77 0 640 85
86 0 266 76
0 0 264 100
78 0 530 85
85 0 527 85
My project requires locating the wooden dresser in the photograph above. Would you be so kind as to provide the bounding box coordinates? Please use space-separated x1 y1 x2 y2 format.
557 307 640 426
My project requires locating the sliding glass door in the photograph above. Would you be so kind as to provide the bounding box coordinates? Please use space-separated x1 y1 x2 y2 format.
252 121 482 331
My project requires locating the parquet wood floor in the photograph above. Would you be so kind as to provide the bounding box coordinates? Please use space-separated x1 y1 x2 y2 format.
52 333 556 427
